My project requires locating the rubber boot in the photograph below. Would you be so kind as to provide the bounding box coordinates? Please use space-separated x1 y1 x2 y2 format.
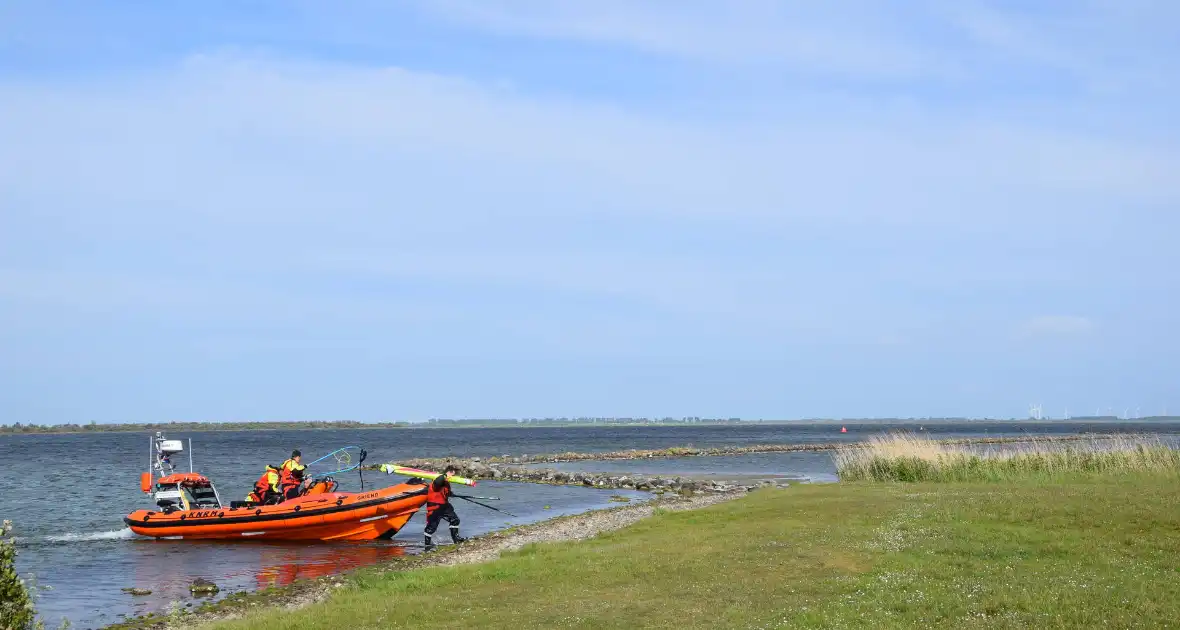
424 534 434 551
450 526 467 543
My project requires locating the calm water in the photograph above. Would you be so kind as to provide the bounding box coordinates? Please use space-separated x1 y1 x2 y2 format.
3 422 1179 628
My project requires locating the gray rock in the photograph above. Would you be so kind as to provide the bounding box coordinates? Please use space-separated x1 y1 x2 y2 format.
189 578 219 595
121 588 152 596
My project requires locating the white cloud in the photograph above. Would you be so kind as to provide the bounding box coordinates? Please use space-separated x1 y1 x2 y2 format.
413 0 954 81
1 51 1174 233
0 268 448 328
0 52 1173 354
945 0 1179 93
1019 315 1096 338
412 0 1179 97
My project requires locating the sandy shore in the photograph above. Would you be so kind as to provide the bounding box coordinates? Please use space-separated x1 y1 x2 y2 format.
106 489 749 630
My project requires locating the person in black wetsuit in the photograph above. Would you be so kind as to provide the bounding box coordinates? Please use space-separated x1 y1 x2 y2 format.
423 465 467 551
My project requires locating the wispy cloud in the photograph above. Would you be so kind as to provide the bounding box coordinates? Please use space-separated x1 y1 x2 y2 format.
2 51 1175 231
1 51 1174 352
1019 315 1097 338
412 0 955 81
944 0 1179 93
412 0 1180 97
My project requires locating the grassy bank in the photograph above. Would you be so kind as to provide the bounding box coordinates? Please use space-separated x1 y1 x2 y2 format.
198 471 1180 629
835 432 1180 482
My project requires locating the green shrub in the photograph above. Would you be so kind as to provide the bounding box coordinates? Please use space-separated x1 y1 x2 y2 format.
1 520 38 630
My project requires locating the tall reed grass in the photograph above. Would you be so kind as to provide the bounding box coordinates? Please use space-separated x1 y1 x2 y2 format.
834 432 1180 482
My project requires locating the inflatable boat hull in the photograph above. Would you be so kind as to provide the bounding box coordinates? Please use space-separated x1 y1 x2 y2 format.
123 483 427 541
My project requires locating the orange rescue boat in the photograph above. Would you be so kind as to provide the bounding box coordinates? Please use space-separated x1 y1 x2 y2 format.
123 433 427 541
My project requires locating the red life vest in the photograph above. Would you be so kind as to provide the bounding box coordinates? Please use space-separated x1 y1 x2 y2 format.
254 466 280 495
248 466 280 502
426 478 450 515
279 458 305 490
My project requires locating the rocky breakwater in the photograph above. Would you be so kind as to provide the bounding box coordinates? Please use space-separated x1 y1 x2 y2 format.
383 435 1097 468
367 436 1104 491
376 457 790 494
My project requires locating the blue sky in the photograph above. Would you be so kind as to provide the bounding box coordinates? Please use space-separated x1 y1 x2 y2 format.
1 1 1177 423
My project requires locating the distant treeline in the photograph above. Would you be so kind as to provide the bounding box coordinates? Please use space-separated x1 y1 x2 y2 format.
420 416 1170 426
2 415 1173 435
0 418 748 434
0 420 411 434
424 417 746 426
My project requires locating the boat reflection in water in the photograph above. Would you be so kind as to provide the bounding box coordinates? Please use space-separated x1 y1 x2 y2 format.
123 540 411 610
253 542 409 589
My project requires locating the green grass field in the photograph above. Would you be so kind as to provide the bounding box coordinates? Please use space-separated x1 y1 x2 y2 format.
200 469 1180 629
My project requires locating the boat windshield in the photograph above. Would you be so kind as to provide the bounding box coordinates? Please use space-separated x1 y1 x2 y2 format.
155 477 223 511
184 483 222 509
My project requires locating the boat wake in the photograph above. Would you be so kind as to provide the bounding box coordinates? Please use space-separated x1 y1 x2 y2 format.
43 528 136 543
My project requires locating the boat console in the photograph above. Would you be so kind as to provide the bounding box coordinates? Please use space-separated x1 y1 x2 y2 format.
141 432 224 513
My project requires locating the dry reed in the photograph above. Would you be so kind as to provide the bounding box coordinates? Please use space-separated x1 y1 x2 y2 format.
834 431 1180 482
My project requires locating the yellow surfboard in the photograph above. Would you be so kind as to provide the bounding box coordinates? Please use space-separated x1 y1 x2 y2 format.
379 464 477 486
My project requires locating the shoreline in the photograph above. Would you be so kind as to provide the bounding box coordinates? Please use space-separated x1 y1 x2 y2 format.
38 432 1179 628
370 433 1153 492
5 418 1175 435
100 489 747 630
112 470 1180 628
83 433 1180 629
429 433 1114 464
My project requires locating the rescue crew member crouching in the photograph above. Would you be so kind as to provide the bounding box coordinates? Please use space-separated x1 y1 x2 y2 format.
423 465 467 551
247 464 282 504
280 450 307 501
